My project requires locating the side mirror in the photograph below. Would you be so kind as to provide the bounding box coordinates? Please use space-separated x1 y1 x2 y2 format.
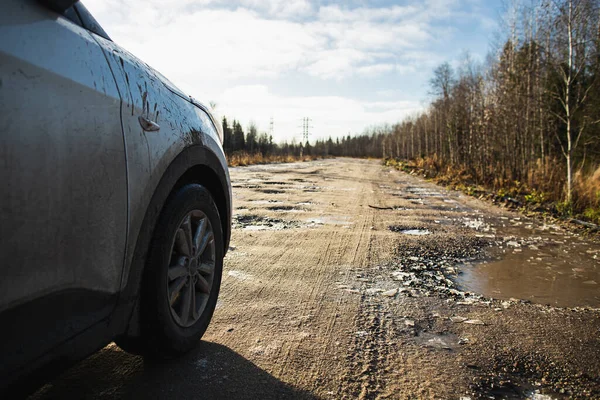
38 0 79 13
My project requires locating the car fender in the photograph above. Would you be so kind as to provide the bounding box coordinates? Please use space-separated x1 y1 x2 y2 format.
111 142 231 335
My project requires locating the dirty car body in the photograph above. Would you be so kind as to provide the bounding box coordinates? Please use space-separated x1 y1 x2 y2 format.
0 0 231 391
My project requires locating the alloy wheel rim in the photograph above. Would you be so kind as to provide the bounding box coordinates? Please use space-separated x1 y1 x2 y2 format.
166 210 216 328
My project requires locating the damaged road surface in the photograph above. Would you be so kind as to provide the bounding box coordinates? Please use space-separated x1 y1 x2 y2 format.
31 159 600 399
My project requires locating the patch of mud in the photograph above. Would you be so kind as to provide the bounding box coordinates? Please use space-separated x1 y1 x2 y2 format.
384 236 491 300
389 225 433 236
267 205 307 213
232 184 261 189
302 186 322 192
256 189 285 194
233 214 299 230
248 200 283 205
266 205 295 211
262 181 291 185
389 227 432 236
469 350 596 399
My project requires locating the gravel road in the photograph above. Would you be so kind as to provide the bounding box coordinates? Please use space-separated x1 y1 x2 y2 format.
31 158 600 399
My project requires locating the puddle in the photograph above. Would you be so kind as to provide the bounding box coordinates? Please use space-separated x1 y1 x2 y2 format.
389 226 432 235
233 214 299 230
457 222 600 308
402 229 431 236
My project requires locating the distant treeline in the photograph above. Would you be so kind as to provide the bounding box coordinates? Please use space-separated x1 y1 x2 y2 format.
223 0 600 220
221 116 384 159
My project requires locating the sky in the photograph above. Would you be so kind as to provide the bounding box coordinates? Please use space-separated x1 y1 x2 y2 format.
84 0 504 143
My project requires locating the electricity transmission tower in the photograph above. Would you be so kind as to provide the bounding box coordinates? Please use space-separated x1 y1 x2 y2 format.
299 117 313 143
269 117 274 137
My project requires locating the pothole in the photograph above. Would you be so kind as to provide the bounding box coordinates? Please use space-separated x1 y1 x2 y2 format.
266 205 307 213
389 226 432 235
303 186 321 192
233 214 299 230
232 184 261 189
256 189 285 194
248 200 283 205
385 236 491 300
403 229 431 236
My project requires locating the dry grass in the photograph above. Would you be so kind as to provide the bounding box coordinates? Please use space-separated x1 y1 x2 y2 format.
573 166 600 223
386 156 600 225
226 152 321 167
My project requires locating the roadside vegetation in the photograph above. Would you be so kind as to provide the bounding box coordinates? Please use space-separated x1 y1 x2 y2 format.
223 0 600 225
379 0 600 226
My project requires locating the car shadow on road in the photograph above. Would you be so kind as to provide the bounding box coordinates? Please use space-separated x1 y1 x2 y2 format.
29 341 315 400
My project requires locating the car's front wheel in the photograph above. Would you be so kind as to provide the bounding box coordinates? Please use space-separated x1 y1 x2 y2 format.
121 184 223 359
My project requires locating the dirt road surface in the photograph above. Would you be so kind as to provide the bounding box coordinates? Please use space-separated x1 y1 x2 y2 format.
31 159 600 399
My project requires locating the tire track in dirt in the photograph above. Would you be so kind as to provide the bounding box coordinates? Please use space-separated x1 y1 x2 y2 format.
204 159 388 398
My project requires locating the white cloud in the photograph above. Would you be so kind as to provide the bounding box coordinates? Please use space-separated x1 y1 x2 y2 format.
356 64 396 76
86 0 440 83
83 0 491 139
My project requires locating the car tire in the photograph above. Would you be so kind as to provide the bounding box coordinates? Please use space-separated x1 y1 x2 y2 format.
124 184 223 359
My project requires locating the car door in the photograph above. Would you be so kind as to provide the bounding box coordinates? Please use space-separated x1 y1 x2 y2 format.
0 0 127 372
87 17 221 294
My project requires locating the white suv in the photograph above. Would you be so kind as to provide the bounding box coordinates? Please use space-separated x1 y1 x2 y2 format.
0 0 231 392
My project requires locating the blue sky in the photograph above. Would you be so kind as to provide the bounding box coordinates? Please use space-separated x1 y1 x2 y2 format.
85 0 504 142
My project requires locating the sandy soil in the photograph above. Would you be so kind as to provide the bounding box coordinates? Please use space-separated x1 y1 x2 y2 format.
30 158 600 399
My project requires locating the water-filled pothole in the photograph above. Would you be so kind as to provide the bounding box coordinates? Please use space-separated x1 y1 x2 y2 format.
457 221 600 307
389 226 432 235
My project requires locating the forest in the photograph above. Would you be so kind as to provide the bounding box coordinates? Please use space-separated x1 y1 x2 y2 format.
222 0 600 223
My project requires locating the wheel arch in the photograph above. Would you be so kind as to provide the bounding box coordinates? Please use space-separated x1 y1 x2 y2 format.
112 144 231 338
172 164 230 253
